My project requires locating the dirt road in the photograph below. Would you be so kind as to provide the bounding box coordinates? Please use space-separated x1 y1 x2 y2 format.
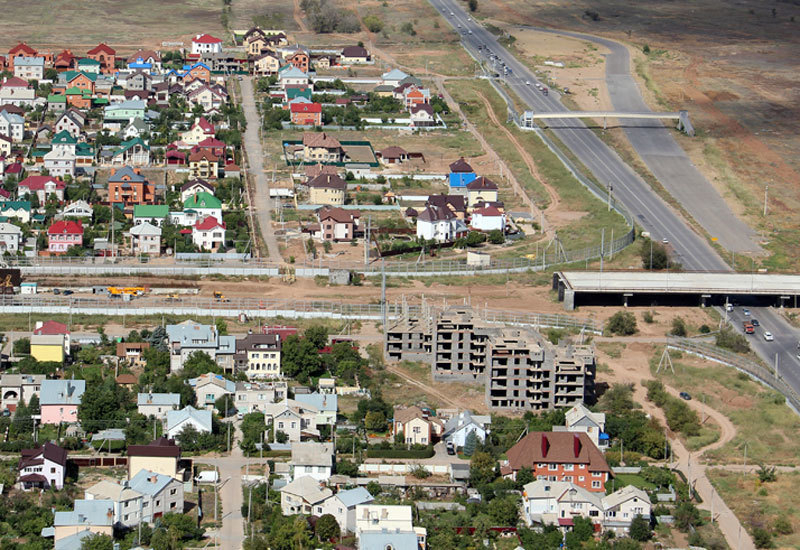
240 77 280 260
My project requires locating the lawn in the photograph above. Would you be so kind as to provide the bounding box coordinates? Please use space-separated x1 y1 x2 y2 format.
607 473 656 493
649 351 800 466
708 469 800 550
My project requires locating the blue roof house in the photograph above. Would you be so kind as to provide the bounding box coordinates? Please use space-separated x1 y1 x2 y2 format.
448 157 476 192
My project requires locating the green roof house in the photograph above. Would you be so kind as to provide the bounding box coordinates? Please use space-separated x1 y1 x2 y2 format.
133 204 170 227
183 192 222 222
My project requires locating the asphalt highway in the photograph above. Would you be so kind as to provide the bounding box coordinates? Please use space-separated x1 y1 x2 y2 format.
429 0 800 399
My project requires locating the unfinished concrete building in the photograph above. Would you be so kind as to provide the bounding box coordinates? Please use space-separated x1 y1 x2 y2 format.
385 306 596 411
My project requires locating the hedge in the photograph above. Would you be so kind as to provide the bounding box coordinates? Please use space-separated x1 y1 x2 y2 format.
366 447 435 459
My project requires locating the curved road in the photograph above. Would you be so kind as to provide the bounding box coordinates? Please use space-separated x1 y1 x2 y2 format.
523 26 760 253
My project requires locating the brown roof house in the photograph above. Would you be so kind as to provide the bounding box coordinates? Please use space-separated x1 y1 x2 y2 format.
316 206 360 241
392 406 444 446
302 132 343 163
466 176 499 210
18 442 67 490
127 437 184 481
116 341 150 368
308 173 347 206
502 431 612 492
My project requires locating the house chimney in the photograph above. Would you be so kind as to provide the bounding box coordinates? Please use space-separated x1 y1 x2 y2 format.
541 434 550 458
573 434 582 458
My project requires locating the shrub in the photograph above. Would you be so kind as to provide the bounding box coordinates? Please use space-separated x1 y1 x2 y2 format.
629 514 651 541
642 311 655 324
607 311 637 335
699 324 711 333
363 15 383 33
752 527 773 549
773 515 793 535
716 328 750 353
488 229 504 244
670 317 687 337
366 447 434 459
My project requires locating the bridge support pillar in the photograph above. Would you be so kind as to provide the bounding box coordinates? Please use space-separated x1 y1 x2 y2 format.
563 289 575 311
623 293 633 308
700 294 711 307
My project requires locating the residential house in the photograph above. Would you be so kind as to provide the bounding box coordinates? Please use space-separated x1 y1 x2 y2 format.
308 173 346 205
278 66 309 88
410 103 435 127
129 469 185 521
290 102 322 126
502 431 613 492
442 410 491 449
54 50 76 72
40 379 86 424
165 320 236 373
316 206 359 241
280 475 332 516
381 69 409 88
0 222 22 253
77 57 102 74
244 28 271 56
33 320 71 355
263 399 319 443
31 334 67 363
392 405 444 446
448 157 477 192
19 175 66 203
120 118 147 140
180 117 215 146
0 110 24 141
85 480 143 529
415 205 466 243
355 504 427 550
61 70 97 95
180 179 214 203
234 380 288 414
302 131 343 163
109 137 150 166
554 403 608 450
232 333 282 379
294 392 338 426
290 441 334 482
53 500 114 543
13 56 44 80
188 149 221 179
125 72 152 92
0 373 46 412
86 43 116 74
470 205 506 232
108 166 155 206
54 110 84 138
137 393 180 420
166 405 213 439
315 488 374 534
189 372 235 410
116 341 150 367
44 130 78 177
192 215 226 251
0 133 10 157
522 480 604 530
186 84 227 113
376 146 419 165
128 221 161 255
466 176 499 209
17 442 67 490
57 200 93 220
426 194 467 219
103 100 146 125
340 45 371 65
47 220 83 253
133 204 169 227
253 52 281 76
0 201 31 223
602 485 651 534
127 437 182 481
192 34 223 55
288 51 310 73
126 50 162 73
8 43 38 68
0 76 36 107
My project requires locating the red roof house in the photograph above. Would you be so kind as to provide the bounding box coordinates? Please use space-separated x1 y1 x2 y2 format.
47 220 83 253
33 320 69 336
86 43 116 73
290 102 322 126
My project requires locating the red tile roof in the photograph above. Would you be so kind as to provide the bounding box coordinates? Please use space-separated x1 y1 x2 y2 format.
48 220 83 235
9 42 36 57
194 117 214 133
449 157 474 173
291 102 322 114
189 149 220 162
1 76 29 88
466 176 498 191
87 43 116 56
194 33 222 44
307 173 347 191
196 137 226 149
128 437 181 458
506 431 612 473
20 175 65 191
33 320 69 335
194 216 225 231
318 206 360 224
473 205 503 217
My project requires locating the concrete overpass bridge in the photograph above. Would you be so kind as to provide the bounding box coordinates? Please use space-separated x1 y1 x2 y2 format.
522 110 695 136
553 270 800 310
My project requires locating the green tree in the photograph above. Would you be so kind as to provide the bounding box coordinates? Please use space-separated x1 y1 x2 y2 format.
468 0 478 11
275 430 288 443
673 500 701 531
629 514 651 541
79 377 130 433
488 494 520 526
466 231 487 247
515 466 534 488
316 514 340 541
80 533 114 550
336 459 359 477
463 431 477 456
488 229 505 244
182 351 221 378
469 451 496 488
607 311 637 335
215 395 233 417
366 480 382 496
304 325 329 349
363 15 383 32
364 410 386 432
670 317 687 337
752 528 773 549
13 337 30 355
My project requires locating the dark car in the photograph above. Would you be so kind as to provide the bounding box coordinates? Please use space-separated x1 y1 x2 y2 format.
751 319 760 327
62 290 73 296
679 392 692 400
446 442 455 455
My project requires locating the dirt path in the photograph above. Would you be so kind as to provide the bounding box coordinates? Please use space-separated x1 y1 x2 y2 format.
292 0 308 32
385 365 461 408
477 91 561 221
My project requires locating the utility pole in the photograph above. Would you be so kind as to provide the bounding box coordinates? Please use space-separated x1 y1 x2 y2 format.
649 239 653 270
226 396 231 452
599 228 605 272
364 215 371 267
743 441 748 474
774 353 779 380
763 184 769 217
607 184 613 211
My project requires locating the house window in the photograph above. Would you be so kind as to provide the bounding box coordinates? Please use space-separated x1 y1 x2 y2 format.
548 464 558 471
156 500 161 506
589 510 599 517
591 481 601 489
170 488 177 495
564 464 574 471
171 502 177 509
592 472 602 477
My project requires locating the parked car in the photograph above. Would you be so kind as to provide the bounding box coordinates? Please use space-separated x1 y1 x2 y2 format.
679 392 691 400
763 332 774 342
751 319 760 326
446 442 455 455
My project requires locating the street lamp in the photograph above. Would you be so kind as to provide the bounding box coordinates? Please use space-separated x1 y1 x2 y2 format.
607 184 613 211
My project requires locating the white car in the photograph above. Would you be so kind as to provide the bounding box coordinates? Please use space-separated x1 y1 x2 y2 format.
526 80 531 85
763 332 774 342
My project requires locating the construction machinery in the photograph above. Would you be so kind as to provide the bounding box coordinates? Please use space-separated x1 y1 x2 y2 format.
213 291 230 302
107 286 147 297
